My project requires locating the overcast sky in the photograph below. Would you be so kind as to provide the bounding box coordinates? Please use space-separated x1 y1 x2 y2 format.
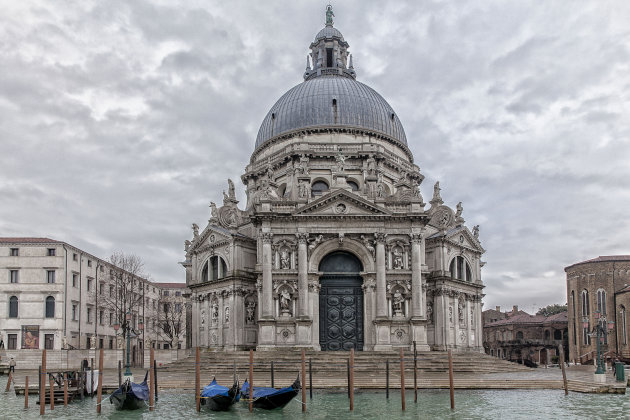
1 1 629 313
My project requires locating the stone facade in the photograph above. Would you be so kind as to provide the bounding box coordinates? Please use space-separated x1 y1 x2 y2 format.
182 10 485 352
565 255 630 363
0 238 177 357
483 307 568 365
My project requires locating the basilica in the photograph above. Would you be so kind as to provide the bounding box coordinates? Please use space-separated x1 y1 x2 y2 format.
182 8 485 352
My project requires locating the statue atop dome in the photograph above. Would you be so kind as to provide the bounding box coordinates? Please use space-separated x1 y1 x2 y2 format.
325 5 335 26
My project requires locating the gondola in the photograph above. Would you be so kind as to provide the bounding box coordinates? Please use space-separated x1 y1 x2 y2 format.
110 372 150 410
240 376 300 410
200 377 240 411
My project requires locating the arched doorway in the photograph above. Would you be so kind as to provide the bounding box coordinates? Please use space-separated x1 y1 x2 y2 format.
319 251 364 351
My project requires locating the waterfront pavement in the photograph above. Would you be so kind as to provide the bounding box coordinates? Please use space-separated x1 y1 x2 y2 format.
4 363 625 395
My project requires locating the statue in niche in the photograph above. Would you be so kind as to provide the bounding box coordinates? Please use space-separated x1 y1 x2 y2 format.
280 290 292 315
367 155 377 175
449 306 453 323
201 309 206 325
212 304 219 322
298 181 308 198
472 225 480 239
392 289 405 316
246 302 256 324
336 148 346 172
376 183 385 198
297 154 310 174
411 179 421 198
470 308 475 326
210 202 218 218
192 223 199 238
458 300 465 324
393 248 404 269
426 301 433 322
280 249 290 269
224 306 230 322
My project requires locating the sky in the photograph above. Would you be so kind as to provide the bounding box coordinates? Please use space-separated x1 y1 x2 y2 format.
1 1 629 314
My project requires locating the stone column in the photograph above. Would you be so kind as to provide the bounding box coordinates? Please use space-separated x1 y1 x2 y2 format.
475 298 483 350
296 233 309 317
191 296 199 348
453 294 460 348
410 234 422 318
375 233 387 318
466 298 472 348
261 232 274 319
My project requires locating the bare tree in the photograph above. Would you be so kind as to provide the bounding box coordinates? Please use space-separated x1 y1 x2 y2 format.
100 252 147 358
156 296 185 348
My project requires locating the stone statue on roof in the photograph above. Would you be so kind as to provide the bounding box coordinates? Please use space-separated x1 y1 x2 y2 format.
326 5 334 26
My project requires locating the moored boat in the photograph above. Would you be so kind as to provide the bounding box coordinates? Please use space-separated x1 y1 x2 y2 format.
240 376 300 410
110 372 150 410
200 377 240 411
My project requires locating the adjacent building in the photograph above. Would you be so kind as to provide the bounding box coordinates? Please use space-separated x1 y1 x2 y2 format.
483 305 568 365
565 255 630 363
182 9 486 352
152 282 191 349
0 238 186 360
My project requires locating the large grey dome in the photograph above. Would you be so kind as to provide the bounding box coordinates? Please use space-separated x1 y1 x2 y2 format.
254 75 408 149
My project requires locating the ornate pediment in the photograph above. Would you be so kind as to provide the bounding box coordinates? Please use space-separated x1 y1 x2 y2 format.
190 226 232 255
292 190 391 217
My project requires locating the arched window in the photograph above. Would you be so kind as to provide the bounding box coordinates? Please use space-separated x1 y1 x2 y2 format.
205 256 228 281
554 329 562 340
347 180 359 191
570 291 577 345
596 289 606 315
45 296 55 318
449 256 472 282
621 305 627 346
581 290 589 316
311 181 329 197
544 330 550 340
9 296 18 318
516 331 524 340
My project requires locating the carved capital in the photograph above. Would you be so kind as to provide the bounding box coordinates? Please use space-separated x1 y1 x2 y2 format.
409 233 423 244
261 232 274 244
296 233 309 244
375 232 387 244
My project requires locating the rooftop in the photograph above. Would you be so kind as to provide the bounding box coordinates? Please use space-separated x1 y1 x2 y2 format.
565 255 630 271
0 237 62 244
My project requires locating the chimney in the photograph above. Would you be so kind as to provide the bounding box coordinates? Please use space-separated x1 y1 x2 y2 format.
495 306 500 312
513 305 518 313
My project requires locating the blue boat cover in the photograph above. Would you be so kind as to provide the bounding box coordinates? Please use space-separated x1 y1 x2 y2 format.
201 378 230 398
241 380 294 398
130 373 150 400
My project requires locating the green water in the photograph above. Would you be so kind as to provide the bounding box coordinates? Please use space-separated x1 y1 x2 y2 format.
0 389 627 419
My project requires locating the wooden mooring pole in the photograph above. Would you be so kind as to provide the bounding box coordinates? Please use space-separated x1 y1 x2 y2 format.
270 361 275 388
448 349 455 410
349 348 355 411
400 348 405 411
301 349 306 412
118 360 122 387
40 350 46 416
309 358 313 399
248 349 254 413
63 373 68 407
385 359 389 399
559 346 568 395
90 358 94 397
97 348 103 414
154 359 159 401
24 376 28 409
346 358 350 398
149 347 155 411
49 376 54 410
195 347 200 412
413 341 418 403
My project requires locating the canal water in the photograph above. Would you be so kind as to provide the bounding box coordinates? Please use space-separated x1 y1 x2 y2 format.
0 389 627 419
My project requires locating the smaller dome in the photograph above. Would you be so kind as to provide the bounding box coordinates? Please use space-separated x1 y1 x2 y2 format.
315 25 344 41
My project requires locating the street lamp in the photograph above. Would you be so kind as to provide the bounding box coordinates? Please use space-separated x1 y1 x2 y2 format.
587 310 613 375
